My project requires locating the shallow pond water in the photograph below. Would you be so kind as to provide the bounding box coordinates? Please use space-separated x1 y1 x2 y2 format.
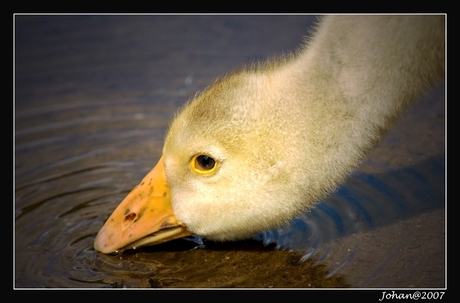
14 15 445 288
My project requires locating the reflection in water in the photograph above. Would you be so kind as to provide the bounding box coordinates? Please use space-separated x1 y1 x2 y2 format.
14 15 445 288
259 154 445 285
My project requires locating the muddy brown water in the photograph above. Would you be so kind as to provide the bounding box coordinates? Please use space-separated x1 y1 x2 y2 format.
14 15 445 288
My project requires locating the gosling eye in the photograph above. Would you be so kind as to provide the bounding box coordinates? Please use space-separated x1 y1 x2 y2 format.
191 154 217 174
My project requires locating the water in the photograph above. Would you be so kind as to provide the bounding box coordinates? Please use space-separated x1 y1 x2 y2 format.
14 14 445 288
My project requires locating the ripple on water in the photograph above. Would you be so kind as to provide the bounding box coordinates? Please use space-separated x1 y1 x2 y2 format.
14 92 445 287
15 156 173 288
15 16 445 287
14 86 179 287
14 113 445 287
258 153 445 286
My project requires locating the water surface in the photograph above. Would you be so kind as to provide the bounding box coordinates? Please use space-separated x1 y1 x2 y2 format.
14 14 445 288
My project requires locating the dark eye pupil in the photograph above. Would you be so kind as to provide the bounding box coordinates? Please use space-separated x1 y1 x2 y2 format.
196 155 215 170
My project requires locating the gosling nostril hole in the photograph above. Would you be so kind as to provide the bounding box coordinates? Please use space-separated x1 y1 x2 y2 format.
125 213 136 222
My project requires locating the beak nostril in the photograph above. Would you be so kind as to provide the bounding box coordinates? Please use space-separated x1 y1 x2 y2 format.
121 213 137 231
124 213 136 222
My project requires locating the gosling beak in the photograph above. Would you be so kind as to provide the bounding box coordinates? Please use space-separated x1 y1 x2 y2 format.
94 156 191 254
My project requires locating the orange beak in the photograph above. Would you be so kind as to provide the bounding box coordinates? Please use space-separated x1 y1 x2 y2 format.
94 157 191 254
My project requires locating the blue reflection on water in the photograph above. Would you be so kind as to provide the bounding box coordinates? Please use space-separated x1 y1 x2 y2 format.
258 153 445 263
